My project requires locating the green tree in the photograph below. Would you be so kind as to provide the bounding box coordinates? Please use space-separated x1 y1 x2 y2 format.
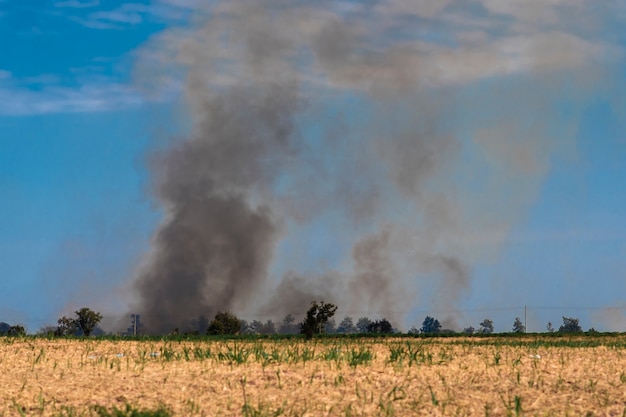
366 318 394 334
247 319 276 335
463 326 475 334
337 316 356 334
207 311 242 335
420 316 442 334
356 317 372 333
479 318 494 334
75 307 103 336
512 317 525 333
279 314 299 334
55 316 77 336
7 325 26 336
248 320 264 334
263 320 276 335
300 301 337 340
558 316 582 333
37 325 57 337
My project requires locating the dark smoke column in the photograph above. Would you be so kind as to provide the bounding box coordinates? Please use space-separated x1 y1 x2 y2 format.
134 84 299 334
127 0 591 332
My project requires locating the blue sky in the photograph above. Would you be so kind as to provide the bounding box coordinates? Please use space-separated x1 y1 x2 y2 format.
1 0 625 333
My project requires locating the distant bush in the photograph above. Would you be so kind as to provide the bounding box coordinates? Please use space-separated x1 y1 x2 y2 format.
55 307 103 337
559 316 582 333
512 317 525 333
479 319 494 334
0 322 10 334
336 316 357 334
420 316 441 334
366 319 394 334
55 316 77 337
8 325 26 336
0 323 26 336
207 311 242 335
356 317 372 333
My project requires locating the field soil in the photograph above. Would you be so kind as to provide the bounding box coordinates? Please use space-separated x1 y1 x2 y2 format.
2 336 626 416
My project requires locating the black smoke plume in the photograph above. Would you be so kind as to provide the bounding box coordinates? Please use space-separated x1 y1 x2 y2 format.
133 84 300 333
130 1 610 332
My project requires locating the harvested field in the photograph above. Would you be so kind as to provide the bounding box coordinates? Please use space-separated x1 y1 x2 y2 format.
2 335 626 416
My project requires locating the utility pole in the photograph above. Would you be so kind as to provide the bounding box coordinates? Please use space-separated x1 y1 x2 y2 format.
524 305 527 334
129 314 140 336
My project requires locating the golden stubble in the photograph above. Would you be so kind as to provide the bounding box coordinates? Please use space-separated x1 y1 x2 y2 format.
2 336 626 416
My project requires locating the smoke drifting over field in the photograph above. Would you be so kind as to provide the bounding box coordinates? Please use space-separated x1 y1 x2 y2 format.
131 1 615 333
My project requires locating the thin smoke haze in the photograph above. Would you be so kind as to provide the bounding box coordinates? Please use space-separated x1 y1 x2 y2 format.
129 1 617 333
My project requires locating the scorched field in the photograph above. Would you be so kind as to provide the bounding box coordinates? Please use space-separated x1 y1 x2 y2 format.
2 335 626 416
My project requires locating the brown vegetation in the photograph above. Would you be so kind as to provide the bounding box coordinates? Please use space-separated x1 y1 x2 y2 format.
2 336 626 415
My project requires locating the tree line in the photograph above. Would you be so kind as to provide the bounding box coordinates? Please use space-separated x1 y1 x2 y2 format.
160 305 589 337
0 302 590 337
0 307 104 337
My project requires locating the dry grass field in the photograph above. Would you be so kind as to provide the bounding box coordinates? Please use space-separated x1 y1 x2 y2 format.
2 335 626 416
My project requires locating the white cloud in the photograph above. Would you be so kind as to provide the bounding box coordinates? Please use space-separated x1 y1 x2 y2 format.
70 3 148 29
90 9 143 25
0 83 144 115
0 69 161 116
66 2 194 30
69 16 118 30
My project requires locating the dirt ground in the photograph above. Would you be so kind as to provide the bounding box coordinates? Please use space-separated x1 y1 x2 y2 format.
2 336 626 416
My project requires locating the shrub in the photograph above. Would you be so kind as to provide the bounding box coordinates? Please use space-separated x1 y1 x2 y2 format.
366 318 394 334
55 316 77 337
7 325 26 336
479 318 494 334
559 316 582 333
93 403 171 417
356 317 372 333
420 316 441 334
207 311 242 335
